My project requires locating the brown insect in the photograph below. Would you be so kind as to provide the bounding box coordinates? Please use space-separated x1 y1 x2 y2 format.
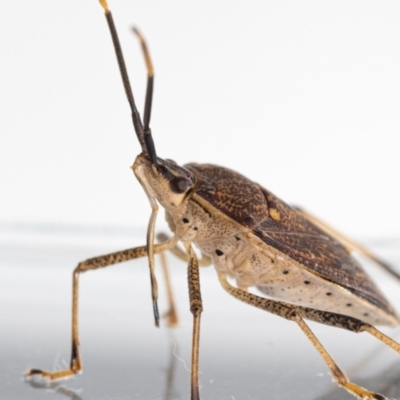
26 1 400 399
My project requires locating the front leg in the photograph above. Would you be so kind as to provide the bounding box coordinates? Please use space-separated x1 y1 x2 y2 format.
26 236 177 381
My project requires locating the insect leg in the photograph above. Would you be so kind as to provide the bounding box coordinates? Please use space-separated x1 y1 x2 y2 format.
294 207 400 281
157 233 210 326
157 233 212 267
293 314 388 400
169 244 212 267
26 236 178 382
362 324 400 355
187 245 202 400
218 273 393 400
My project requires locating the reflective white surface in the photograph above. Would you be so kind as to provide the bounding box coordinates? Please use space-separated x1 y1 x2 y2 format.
1 224 400 400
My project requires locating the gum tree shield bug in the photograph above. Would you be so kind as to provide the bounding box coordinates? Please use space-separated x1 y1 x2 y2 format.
26 1 400 399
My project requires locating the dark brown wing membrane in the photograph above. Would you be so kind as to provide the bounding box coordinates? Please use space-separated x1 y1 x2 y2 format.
186 164 269 229
255 186 396 317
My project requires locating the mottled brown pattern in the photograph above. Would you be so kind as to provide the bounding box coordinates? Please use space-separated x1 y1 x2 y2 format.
185 164 269 229
78 237 177 272
221 276 366 331
254 187 396 317
187 250 203 313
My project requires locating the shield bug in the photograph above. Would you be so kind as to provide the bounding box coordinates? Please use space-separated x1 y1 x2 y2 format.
26 1 400 399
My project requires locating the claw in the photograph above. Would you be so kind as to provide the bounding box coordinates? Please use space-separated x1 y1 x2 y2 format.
369 394 388 400
25 368 76 381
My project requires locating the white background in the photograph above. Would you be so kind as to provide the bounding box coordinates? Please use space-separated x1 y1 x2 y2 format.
1 0 400 238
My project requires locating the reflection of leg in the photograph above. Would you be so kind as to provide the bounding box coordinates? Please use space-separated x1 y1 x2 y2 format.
219 273 400 400
295 207 400 281
26 236 178 381
164 334 179 400
187 246 202 400
25 379 82 400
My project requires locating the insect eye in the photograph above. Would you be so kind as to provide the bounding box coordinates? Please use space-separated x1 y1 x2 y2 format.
170 176 192 194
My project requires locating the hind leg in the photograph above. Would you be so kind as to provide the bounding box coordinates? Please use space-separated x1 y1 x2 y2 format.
218 272 399 400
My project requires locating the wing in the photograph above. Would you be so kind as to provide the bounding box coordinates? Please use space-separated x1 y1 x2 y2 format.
186 163 269 229
254 186 396 317
186 163 395 317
